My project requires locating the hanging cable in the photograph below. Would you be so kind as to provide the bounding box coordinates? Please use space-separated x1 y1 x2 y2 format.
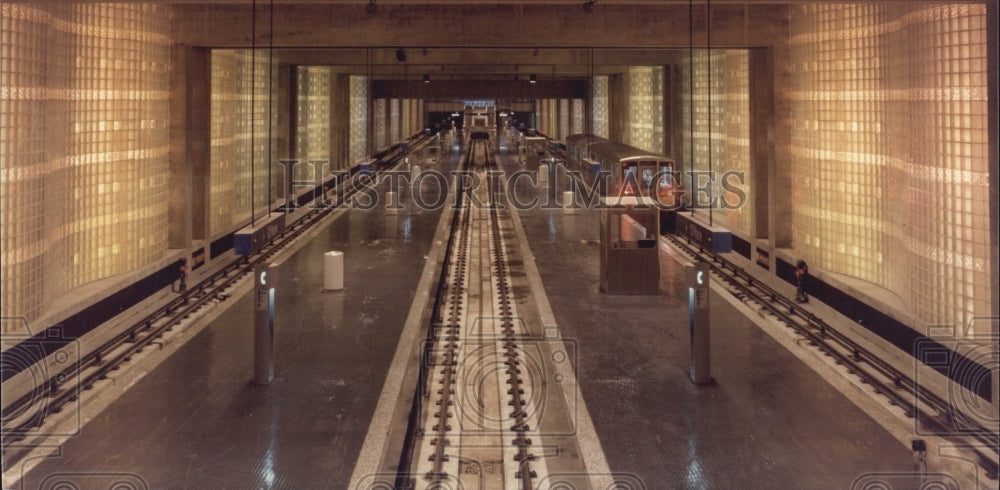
689 0 695 216
267 0 274 210
250 0 257 227
707 0 713 226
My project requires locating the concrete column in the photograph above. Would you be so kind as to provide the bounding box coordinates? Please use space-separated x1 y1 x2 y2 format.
330 73 350 171
770 17 794 250
169 45 210 243
749 48 774 244
986 0 998 410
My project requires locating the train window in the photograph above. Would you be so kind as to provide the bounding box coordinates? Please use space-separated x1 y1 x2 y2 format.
642 167 654 189
623 164 637 181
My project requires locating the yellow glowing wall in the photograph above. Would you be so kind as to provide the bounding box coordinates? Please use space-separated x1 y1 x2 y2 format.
373 98 387 151
558 99 570 140
350 76 368 163
571 99 585 135
591 76 609 138
1 3 169 321
680 50 751 233
390 99 402 144
295 66 331 184
209 49 275 237
790 3 990 330
625 66 665 155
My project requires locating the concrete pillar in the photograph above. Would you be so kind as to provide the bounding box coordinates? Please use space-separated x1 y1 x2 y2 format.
749 48 774 244
169 45 210 243
770 16 794 250
986 0 999 410
330 73 350 171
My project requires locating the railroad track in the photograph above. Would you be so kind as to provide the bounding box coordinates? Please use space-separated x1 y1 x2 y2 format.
542 140 998 479
664 232 999 480
398 138 543 489
1 134 437 467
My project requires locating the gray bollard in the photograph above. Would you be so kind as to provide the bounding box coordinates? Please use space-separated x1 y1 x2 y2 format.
687 262 712 385
254 263 277 385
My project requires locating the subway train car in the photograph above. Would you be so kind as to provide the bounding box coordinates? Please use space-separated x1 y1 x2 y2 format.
565 133 682 208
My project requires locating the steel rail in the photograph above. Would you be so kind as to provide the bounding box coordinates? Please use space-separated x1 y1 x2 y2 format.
401 138 538 488
1 134 437 462
665 233 999 479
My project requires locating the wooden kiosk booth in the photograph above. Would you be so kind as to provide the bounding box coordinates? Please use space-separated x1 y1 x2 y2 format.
600 196 661 295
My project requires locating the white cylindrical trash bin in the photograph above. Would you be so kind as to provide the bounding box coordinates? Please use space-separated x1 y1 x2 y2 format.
411 164 421 180
562 190 576 214
539 163 549 184
324 251 344 291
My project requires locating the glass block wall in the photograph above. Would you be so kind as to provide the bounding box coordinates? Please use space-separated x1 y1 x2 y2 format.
536 99 546 136
349 76 368 163
558 98 570 140
295 66 332 182
591 76 609 138
209 49 275 237
390 98 402 144
680 50 751 233
790 3 990 330
625 66 664 155
1 3 170 321
550 99 559 137
373 98 387 151
571 98 585 135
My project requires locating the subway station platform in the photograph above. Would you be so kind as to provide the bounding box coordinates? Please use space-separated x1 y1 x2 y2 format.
9 147 921 489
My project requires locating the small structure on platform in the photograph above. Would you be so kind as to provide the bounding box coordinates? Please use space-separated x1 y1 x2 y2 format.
234 213 286 256
676 212 732 253
599 196 660 295
324 251 344 291
254 263 277 385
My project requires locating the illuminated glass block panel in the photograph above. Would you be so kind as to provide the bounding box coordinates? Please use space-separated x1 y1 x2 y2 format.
571 99 585 135
789 3 990 332
625 66 663 155
549 99 558 137
295 66 332 183
591 76 609 138
1 3 169 321
373 98 387 151
558 99 570 140
680 50 751 233
390 98 402 143
349 76 368 163
210 49 276 236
